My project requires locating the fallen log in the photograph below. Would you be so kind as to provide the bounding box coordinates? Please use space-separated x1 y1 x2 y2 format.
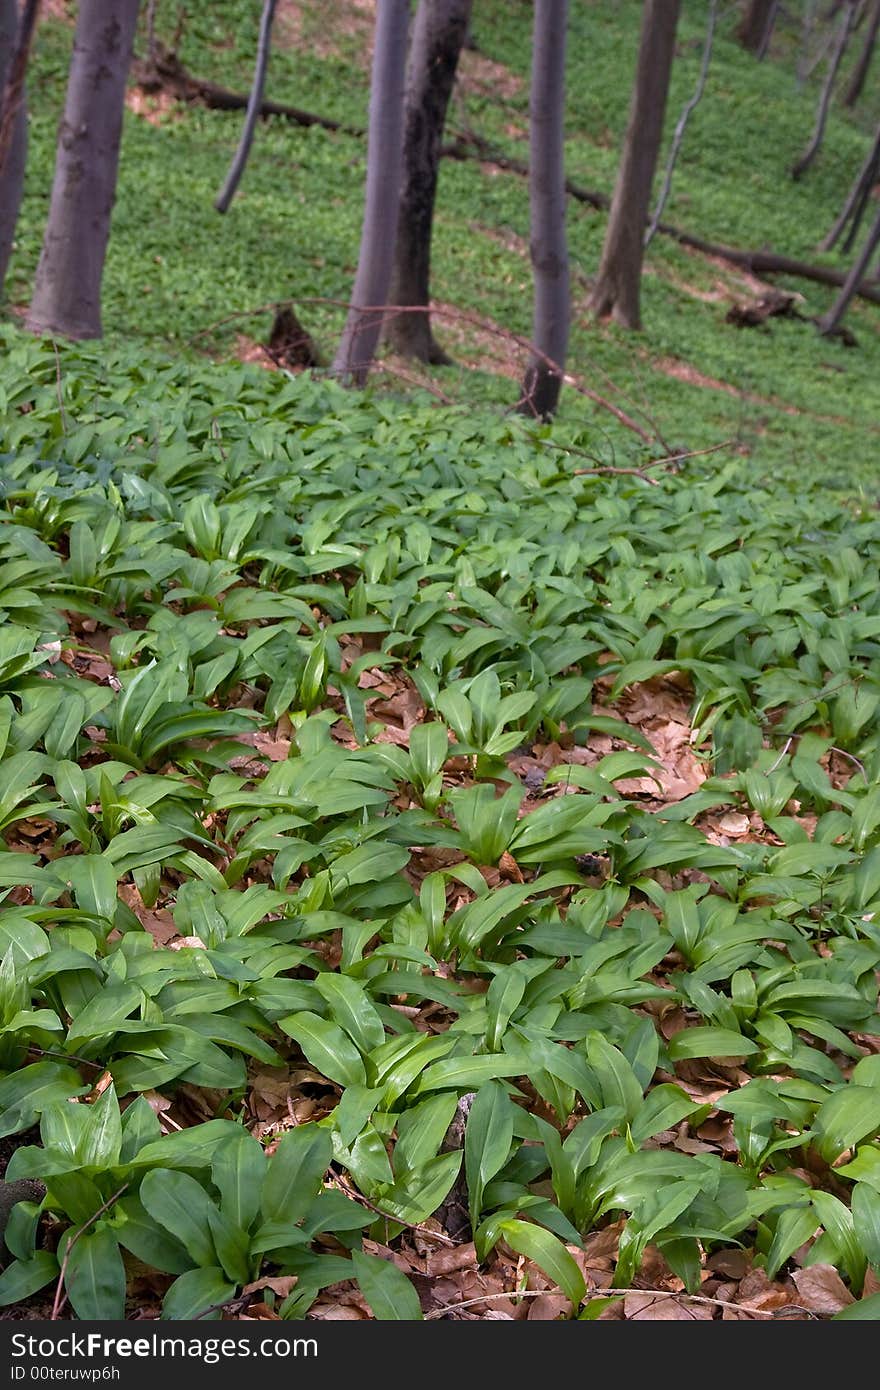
131 43 363 136
443 130 880 308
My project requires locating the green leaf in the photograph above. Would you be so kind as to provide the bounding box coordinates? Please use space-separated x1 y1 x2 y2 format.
813 1086 880 1163
280 1010 367 1088
261 1124 332 1227
416 1050 531 1093
586 1033 644 1122
465 1082 514 1229
766 1204 819 1280
835 1293 880 1320
629 1084 702 1144
163 1266 237 1320
79 1084 122 1169
351 1250 422 1320
63 1227 126 1320
116 1195 194 1275
211 1132 266 1234
139 1169 219 1268
667 1027 760 1061
314 972 386 1053
0 1250 59 1305
497 1219 585 1307
852 1183 880 1269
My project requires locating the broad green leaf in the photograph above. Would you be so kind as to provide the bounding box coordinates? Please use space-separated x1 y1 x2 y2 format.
0 1250 59 1306
465 1082 515 1229
497 1219 585 1307
813 1086 880 1163
163 1267 237 1321
280 1011 367 1088
667 1027 760 1061
314 972 386 1053
416 1050 531 1093
261 1124 332 1227
211 1131 267 1234
63 1227 126 1320
139 1169 218 1268
351 1250 422 1320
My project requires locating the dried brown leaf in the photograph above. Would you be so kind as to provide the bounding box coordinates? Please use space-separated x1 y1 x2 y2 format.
791 1264 854 1314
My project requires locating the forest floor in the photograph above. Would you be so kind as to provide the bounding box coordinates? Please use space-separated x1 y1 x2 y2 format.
0 0 879 1327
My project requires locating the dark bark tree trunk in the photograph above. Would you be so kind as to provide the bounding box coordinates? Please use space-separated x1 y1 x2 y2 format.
817 201 880 335
755 0 779 58
517 0 569 420
844 0 880 103
791 0 857 179
819 119 880 250
332 0 410 387
215 0 277 213
26 0 140 340
385 0 472 365
589 0 681 330
0 0 38 298
738 0 777 53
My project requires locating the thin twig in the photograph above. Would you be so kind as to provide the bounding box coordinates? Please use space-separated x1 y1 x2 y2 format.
767 735 794 773
572 465 660 483
189 298 658 444
327 1173 458 1246
828 745 867 777
426 1285 818 1319
50 1184 130 1320
645 0 717 249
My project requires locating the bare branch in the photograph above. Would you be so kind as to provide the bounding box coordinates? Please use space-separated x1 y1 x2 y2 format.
645 0 717 250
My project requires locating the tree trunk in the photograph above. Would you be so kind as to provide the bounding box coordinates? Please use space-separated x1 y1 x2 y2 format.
518 0 569 419
385 0 471 365
819 119 880 250
791 0 857 179
26 0 141 340
645 0 717 250
817 201 880 335
738 0 777 52
0 0 38 298
332 0 410 387
844 0 880 102
589 0 681 330
215 0 278 213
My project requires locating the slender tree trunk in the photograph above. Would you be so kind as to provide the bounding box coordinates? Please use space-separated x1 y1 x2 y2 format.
589 0 681 330
791 0 857 179
844 0 880 102
738 0 777 52
645 0 717 251
0 0 39 297
755 0 779 58
333 0 410 386
797 0 821 88
385 0 471 364
817 201 880 334
215 0 277 213
819 119 880 249
26 0 141 339
517 0 569 419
